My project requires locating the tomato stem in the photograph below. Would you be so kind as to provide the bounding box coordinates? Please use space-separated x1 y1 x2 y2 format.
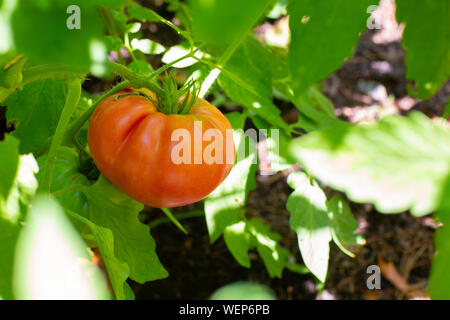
150 209 204 229
160 208 188 234
41 77 82 192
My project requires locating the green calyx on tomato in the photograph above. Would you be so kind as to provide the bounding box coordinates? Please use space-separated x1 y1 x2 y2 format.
115 76 199 116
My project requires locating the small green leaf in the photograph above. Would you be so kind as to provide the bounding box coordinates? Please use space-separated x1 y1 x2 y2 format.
247 218 290 278
0 134 19 200
286 172 331 282
82 176 168 283
429 176 450 299
327 195 365 257
396 0 450 99
0 217 20 299
85 220 133 300
289 112 450 216
223 221 252 268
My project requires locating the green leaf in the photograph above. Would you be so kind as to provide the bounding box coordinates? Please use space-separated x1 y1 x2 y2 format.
13 196 110 300
289 112 450 216
162 44 201 68
83 219 133 300
5 79 67 154
252 116 296 172
11 1 106 72
204 112 256 242
218 37 291 131
82 176 168 283
443 100 450 119
190 0 273 52
0 147 38 299
396 0 450 99
223 221 252 268
0 134 19 200
327 195 365 257
210 281 276 300
130 38 165 55
127 2 161 22
429 176 450 299
247 218 290 278
0 217 20 299
0 154 39 224
286 172 331 282
36 147 91 218
288 0 372 93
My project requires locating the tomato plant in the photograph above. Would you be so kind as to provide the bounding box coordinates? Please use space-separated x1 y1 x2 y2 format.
0 0 448 302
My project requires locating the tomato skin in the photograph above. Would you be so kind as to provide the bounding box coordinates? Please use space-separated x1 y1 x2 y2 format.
87 88 235 208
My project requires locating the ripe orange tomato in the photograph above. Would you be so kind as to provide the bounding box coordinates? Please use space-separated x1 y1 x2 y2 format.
87 88 235 208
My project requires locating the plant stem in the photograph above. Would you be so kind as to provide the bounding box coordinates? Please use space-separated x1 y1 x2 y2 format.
41 77 82 192
160 208 189 234
63 80 131 148
150 209 204 229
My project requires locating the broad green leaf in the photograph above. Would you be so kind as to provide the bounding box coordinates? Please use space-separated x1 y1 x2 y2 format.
204 112 256 242
82 176 168 283
11 1 106 72
429 175 450 299
396 0 450 99
286 172 331 282
288 0 372 93
13 196 110 300
5 79 67 154
190 0 273 52
327 195 365 257
210 281 276 300
0 134 19 199
218 37 291 131
223 221 252 268
247 218 290 278
289 112 450 216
